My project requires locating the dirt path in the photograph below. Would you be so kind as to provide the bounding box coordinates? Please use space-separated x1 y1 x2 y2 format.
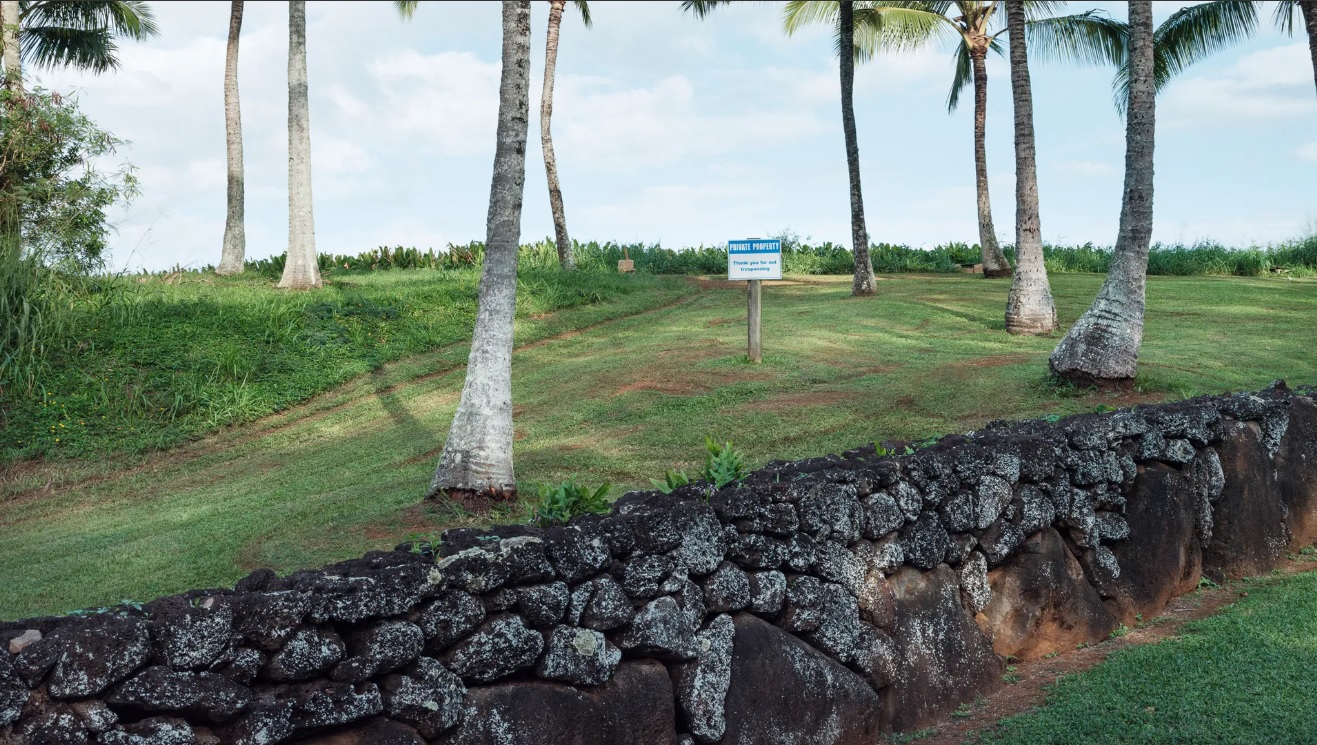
913 559 1317 744
0 290 713 505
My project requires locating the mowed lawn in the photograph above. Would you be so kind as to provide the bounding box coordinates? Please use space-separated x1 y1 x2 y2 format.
1 272 1314 619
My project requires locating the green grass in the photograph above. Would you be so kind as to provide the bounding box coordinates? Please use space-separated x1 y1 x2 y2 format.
972 571 1317 744
1 272 1315 620
0 268 691 462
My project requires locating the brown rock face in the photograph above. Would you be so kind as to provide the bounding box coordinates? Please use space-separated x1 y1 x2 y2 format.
433 660 677 745
980 529 1116 660
880 565 1002 732
1203 420 1288 581
1277 397 1317 547
1107 463 1202 623
720 613 882 745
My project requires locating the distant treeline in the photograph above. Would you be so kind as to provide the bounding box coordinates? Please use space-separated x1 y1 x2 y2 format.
225 235 1317 279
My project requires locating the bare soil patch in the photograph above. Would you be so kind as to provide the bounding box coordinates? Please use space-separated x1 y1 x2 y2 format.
740 390 857 413
915 559 1317 745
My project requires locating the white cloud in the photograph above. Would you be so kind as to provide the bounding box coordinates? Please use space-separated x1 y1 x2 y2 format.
365 50 501 157
1162 43 1317 124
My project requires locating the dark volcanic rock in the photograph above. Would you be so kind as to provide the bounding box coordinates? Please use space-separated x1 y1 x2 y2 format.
442 615 544 684
747 571 786 617
1202 420 1289 581
290 681 382 729
616 596 699 660
580 576 635 631
434 660 677 745
0 653 29 726
232 591 310 652
543 525 612 584
1106 463 1203 624
222 697 294 745
17 615 152 699
515 582 569 629
899 513 951 570
381 656 467 738
980 529 1116 660
98 716 195 745
1277 396 1317 546
330 620 424 683
413 591 486 653
537 626 621 686
726 533 788 569
623 554 675 599
263 626 343 682
148 598 233 670
291 717 425 745
670 615 734 744
668 504 728 576
881 565 1003 731
702 562 751 613
720 614 882 745
108 666 252 721
860 492 904 540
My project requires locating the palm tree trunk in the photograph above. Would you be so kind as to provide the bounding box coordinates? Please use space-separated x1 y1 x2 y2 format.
970 45 1011 279
1 0 18 91
1004 1 1056 335
1301 1 1317 98
839 0 876 296
217 0 246 276
278 0 320 290
1 0 21 253
429 0 532 504
542 0 574 270
1049 0 1155 385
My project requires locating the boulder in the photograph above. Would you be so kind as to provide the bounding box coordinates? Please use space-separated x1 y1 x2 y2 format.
434 660 677 745
16 616 152 699
107 666 252 721
1277 397 1317 546
330 620 424 683
616 597 699 661
98 716 195 745
881 565 1002 731
148 598 234 670
1106 463 1202 623
380 657 466 738
669 615 734 743
536 626 621 686
1202 420 1289 580
720 614 882 744
262 626 343 683
442 615 543 684
979 529 1116 660
413 591 485 654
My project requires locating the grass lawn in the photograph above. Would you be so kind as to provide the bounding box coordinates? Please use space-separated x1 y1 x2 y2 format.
971 567 1317 744
1 272 1314 620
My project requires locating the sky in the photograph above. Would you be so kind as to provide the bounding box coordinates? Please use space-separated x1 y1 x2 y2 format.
30 0 1317 272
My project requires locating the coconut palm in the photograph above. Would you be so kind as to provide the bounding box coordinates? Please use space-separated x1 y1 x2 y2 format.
1048 0 1155 385
0 0 157 89
429 0 533 503
216 0 244 276
542 0 590 270
2 2 18 91
278 0 320 290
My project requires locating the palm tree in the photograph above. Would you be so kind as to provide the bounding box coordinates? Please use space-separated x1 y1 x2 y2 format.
216 0 245 276
428 0 532 504
278 0 320 290
1002 1 1054 335
542 0 590 271
1 2 19 91
1274 1 1315 98
1048 0 1154 385
687 0 884 295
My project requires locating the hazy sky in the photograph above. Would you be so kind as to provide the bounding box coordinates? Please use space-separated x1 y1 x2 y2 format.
34 1 1317 272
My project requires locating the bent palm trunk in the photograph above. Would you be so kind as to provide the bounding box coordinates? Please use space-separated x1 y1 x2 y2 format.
429 0 532 503
1049 0 1155 385
279 0 321 290
217 0 246 276
542 0 574 270
840 0 877 296
1004 1 1056 334
971 44 1010 278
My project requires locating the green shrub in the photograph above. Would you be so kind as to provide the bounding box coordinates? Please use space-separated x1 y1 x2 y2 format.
529 478 611 526
702 437 747 488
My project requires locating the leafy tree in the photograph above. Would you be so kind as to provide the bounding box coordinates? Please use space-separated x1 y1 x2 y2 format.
1049 1 1155 385
279 0 320 289
216 1 245 276
429 0 533 504
542 0 590 270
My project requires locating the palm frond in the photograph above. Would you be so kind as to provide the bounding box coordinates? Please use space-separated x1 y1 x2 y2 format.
394 1 418 21
854 3 959 53
1155 0 1258 82
946 37 971 112
1273 0 1299 35
573 0 592 27
20 25 118 72
1020 1 1069 22
20 1 158 40
783 0 838 36
681 0 734 19
1026 10 1128 67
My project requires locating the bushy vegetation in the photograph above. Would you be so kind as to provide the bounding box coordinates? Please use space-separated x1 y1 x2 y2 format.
0 269 685 462
528 478 611 526
225 232 1317 284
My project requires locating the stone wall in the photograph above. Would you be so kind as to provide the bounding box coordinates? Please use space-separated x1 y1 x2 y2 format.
3 383 1315 745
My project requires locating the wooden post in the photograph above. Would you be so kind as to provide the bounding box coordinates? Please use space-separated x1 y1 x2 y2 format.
747 279 762 363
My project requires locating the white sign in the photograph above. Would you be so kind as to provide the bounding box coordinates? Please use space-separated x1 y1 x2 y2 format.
727 239 782 281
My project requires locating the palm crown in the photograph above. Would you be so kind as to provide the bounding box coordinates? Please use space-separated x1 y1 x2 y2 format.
10 0 158 74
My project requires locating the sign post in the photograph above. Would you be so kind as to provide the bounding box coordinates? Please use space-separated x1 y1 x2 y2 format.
727 239 782 363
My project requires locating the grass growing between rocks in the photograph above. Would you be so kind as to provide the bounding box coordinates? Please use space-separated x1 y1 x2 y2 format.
970 570 1317 744
1 273 1315 619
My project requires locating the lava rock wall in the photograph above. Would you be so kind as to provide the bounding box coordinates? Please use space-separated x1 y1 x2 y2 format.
3 383 1315 745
